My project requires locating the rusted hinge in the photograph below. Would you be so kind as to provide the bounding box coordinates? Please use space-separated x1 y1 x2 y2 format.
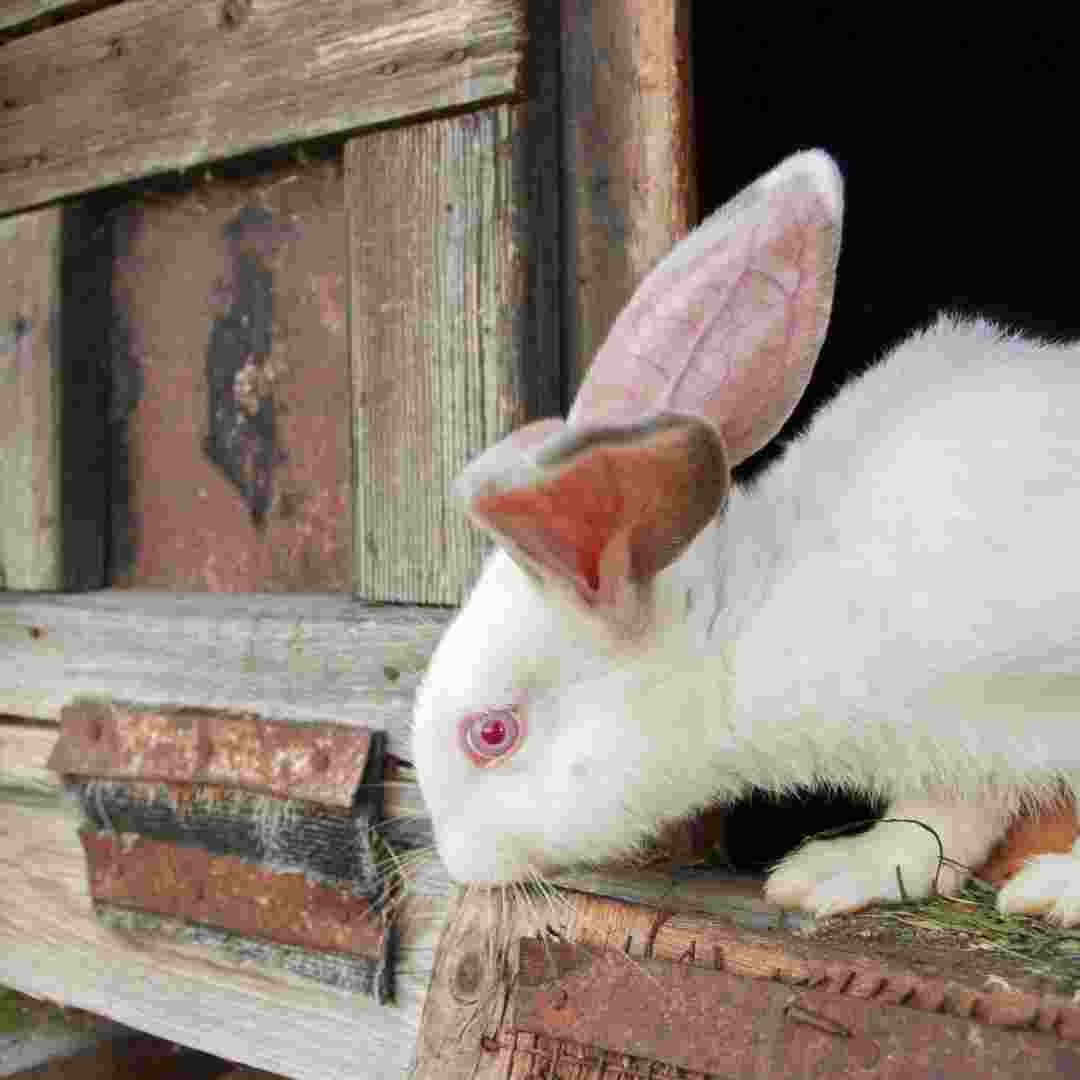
49 698 393 1002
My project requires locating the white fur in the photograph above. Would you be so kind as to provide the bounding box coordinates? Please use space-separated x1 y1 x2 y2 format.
412 153 1080 920
996 840 1080 924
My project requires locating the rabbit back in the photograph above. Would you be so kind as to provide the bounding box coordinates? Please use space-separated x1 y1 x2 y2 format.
726 315 1080 803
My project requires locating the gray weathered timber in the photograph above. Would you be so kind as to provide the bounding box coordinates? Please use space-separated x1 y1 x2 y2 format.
561 0 696 391
0 0 525 216
347 101 561 604
0 203 109 591
0 206 62 589
0 592 451 758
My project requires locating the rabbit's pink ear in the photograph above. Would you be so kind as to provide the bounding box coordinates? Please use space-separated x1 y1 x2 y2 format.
458 415 728 632
570 150 843 465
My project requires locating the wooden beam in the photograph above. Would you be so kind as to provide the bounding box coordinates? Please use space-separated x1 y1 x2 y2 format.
0 592 450 758
346 99 561 604
560 0 696 392
0 204 107 591
0 0 526 216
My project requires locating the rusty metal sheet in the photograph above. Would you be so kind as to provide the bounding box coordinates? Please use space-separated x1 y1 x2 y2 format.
49 700 373 807
82 830 386 962
511 940 1080 1078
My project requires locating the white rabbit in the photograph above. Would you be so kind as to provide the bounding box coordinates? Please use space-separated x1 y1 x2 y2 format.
411 150 1080 924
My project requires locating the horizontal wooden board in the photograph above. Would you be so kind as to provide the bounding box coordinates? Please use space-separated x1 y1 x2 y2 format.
0 591 451 758
0 0 526 216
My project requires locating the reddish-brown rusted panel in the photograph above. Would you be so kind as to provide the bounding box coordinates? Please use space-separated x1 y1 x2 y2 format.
49 700 371 807
109 155 352 591
512 940 1080 1078
82 830 386 960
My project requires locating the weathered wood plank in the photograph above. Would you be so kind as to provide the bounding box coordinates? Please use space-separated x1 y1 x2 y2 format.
0 718 57 803
0 203 110 591
0 206 62 590
0 592 450 758
107 157 353 589
347 97 561 604
0 0 526 216
561 0 695 391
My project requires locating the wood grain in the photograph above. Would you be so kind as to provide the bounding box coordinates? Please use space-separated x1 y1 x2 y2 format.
347 102 560 604
0 0 526 216
0 207 63 590
560 0 696 391
0 203 110 591
0 591 450 758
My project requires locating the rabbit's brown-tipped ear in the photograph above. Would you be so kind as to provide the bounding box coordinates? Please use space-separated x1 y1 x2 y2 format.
457 415 728 634
570 149 843 465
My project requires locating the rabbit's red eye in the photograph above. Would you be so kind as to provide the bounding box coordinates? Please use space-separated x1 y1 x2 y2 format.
460 706 523 765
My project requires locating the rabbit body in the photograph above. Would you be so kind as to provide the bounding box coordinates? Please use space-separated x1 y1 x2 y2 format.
413 151 1080 923
728 315 1079 805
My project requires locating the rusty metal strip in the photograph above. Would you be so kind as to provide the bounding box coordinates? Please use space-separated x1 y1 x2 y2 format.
81 830 387 961
512 940 1080 1078
50 700 373 807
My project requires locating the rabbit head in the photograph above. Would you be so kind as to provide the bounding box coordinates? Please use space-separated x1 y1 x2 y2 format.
412 151 844 884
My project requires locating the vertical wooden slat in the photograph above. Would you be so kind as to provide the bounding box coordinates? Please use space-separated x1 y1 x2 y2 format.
0 208 63 590
0 204 108 592
347 100 561 605
561 0 696 393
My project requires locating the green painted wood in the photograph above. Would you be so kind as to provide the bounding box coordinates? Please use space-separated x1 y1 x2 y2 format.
0 204 109 591
347 101 561 604
0 207 63 591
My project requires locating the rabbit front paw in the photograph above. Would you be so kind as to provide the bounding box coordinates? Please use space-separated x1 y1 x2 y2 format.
995 845 1080 926
765 821 968 917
